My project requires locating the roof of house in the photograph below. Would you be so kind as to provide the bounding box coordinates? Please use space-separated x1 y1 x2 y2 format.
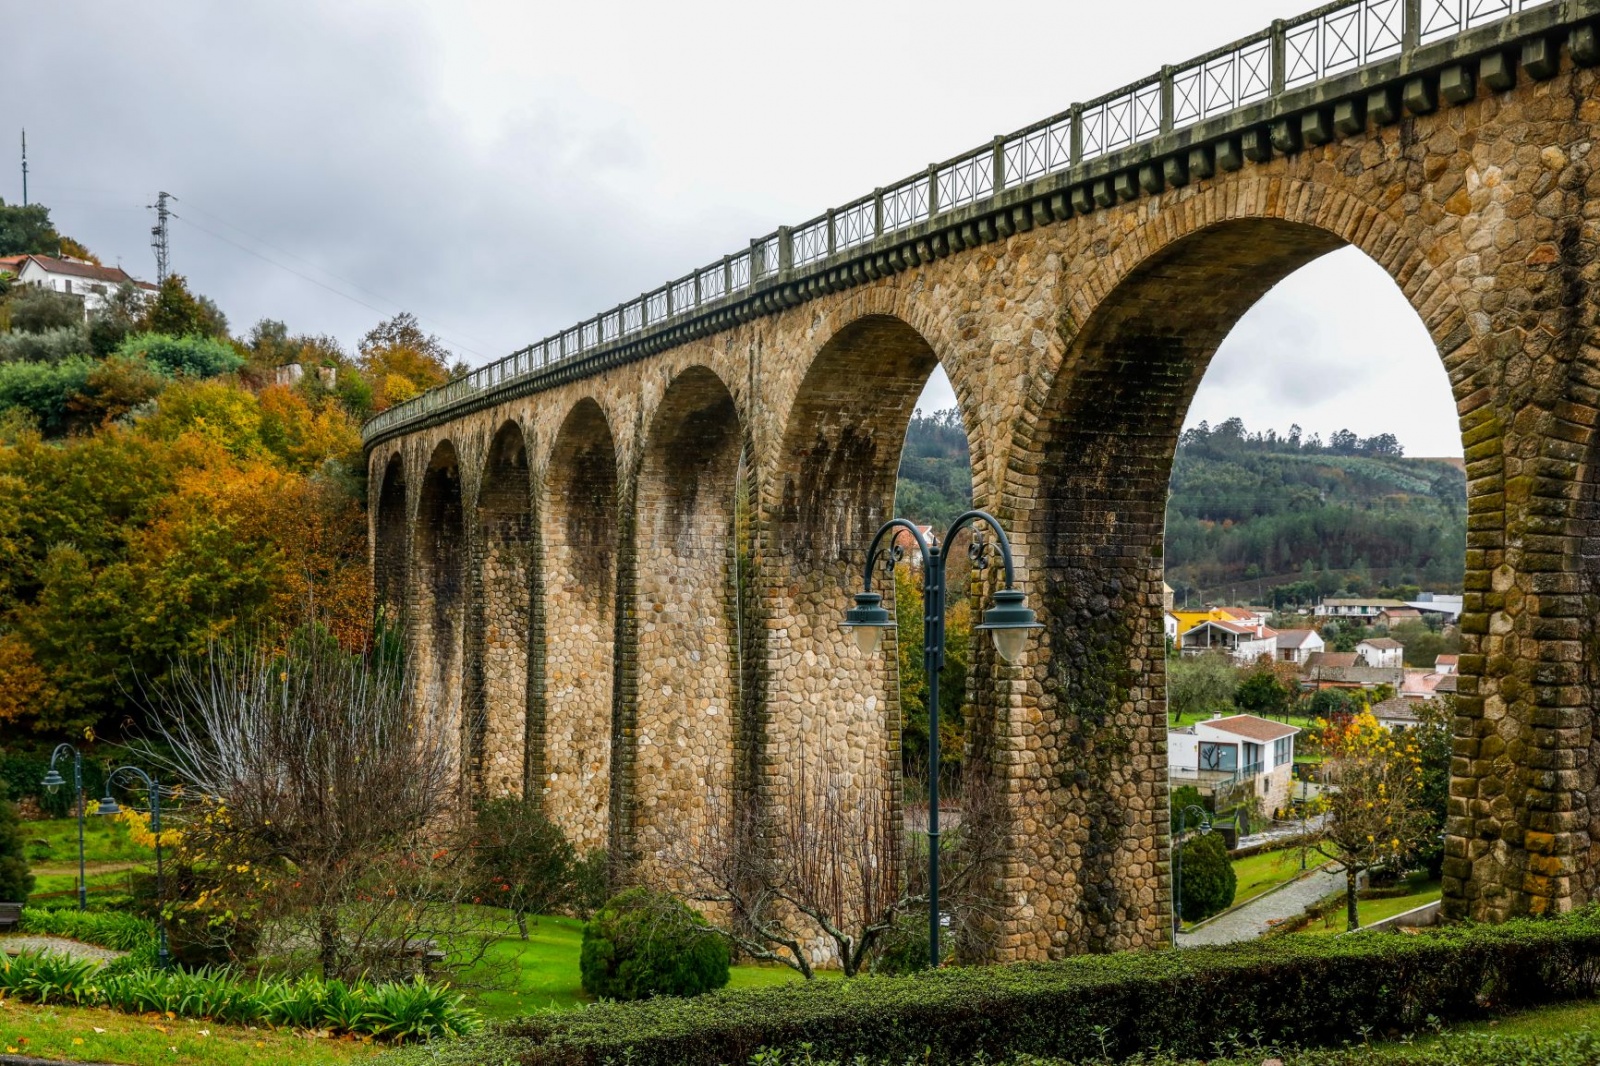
1436 674 1458 693
12 254 140 287
1358 637 1405 650
1436 654 1459 665
1379 607 1423 618
1203 714 1300 742
1309 665 1408 687
1276 629 1321 648
1319 598 1409 608
1214 606 1258 621
1401 670 1442 697
1305 651 1359 670
1371 697 1420 723
1186 619 1276 639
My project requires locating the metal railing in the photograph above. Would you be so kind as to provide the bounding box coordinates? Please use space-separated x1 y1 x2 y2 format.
364 0 1559 443
1171 761 1269 791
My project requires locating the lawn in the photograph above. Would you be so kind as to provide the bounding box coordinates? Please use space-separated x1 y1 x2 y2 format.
0 999 379 1066
22 815 152 902
1230 846 1325 907
1300 871 1441 935
462 914 822 1019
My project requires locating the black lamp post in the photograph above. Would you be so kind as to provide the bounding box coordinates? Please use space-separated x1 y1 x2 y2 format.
843 509 1039 968
98 766 170 969
1173 803 1211 936
41 744 86 911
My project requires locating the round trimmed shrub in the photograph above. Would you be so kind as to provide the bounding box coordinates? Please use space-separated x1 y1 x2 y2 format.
579 887 729 1001
1178 830 1236 923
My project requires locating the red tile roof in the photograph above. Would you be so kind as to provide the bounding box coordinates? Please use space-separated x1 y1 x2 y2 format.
14 254 137 286
1204 714 1300 742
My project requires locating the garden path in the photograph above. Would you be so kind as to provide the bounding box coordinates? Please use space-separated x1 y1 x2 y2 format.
0 934 126 965
1176 864 1345 946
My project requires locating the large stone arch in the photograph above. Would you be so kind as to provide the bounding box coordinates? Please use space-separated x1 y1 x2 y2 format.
626 365 746 877
541 398 621 853
414 440 467 779
465 420 534 798
374 453 408 626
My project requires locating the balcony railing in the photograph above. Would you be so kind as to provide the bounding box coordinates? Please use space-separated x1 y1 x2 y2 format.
363 0 1560 444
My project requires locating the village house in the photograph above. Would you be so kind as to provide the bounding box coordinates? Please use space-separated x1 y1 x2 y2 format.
1178 619 1277 664
1371 696 1422 731
1168 714 1300 813
1434 654 1458 675
1355 636 1405 668
0 254 155 316
1301 652 1405 695
1313 597 1409 620
1401 668 1444 701
1377 606 1423 627
1275 628 1325 664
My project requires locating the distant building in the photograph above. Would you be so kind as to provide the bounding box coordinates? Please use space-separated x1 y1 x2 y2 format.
1275 628 1325 664
1301 653 1405 694
888 525 937 568
1164 612 1180 643
1406 594 1464 623
1371 696 1421 731
1314 598 1409 620
2 254 155 316
1434 654 1458 675
1401 669 1444 701
1179 619 1277 664
1356 637 1405 668
1377 607 1424 627
1169 714 1300 813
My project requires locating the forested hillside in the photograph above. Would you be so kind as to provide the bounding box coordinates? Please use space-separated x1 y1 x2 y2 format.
895 411 1466 600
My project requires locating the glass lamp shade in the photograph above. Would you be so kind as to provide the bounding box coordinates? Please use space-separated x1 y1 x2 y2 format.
842 592 893 657
96 796 121 817
976 589 1042 665
41 768 66 794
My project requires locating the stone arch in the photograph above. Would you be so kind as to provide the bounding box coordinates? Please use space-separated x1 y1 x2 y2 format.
414 440 467 781
374 453 408 626
541 398 621 852
465 420 534 798
629 365 745 875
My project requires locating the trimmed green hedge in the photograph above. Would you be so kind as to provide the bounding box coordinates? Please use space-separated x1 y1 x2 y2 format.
19 906 156 952
383 912 1600 1066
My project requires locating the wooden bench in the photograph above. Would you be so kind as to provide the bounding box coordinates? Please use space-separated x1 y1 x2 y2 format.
0 903 22 933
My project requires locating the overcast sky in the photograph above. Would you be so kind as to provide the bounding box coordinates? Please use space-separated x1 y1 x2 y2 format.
14 0 1461 456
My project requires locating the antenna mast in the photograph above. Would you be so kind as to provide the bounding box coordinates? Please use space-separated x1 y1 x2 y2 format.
148 191 172 283
20 130 27 206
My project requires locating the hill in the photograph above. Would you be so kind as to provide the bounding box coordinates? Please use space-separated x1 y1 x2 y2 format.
895 412 1466 602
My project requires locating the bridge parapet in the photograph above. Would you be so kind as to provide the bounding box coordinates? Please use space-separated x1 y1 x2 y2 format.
362 0 1583 450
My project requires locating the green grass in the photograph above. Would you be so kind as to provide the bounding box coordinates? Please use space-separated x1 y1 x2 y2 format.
1230 846 1326 907
0 998 380 1066
461 913 823 1019
1300 872 1442 936
24 814 149 865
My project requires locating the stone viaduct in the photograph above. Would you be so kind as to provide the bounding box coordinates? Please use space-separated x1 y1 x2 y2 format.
366 0 1600 961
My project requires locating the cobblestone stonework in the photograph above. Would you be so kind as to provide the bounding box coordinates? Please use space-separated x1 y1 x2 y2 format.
371 44 1600 959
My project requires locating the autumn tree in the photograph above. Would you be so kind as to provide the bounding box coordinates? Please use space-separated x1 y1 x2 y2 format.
357 312 453 410
142 275 229 339
1234 667 1293 720
1308 711 1433 930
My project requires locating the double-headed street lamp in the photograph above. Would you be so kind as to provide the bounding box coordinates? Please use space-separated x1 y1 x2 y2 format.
1172 803 1212 936
40 744 86 911
97 765 171 969
843 509 1039 968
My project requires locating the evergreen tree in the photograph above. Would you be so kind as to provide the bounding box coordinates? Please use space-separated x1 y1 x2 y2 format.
0 788 35 903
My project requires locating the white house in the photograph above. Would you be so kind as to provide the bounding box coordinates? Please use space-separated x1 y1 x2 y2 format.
1 254 154 316
1169 714 1300 813
1356 637 1405 668
1406 593 1464 623
1371 696 1422 731
1164 612 1180 644
1314 598 1408 620
1434 654 1458 675
1275 628 1325 664
1179 619 1277 664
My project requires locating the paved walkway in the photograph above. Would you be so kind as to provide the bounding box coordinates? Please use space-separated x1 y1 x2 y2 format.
0 933 126 964
1177 864 1346 947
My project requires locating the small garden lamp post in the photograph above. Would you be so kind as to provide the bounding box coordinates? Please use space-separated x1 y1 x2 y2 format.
1172 803 1211 935
98 765 170 969
41 744 86 911
843 509 1039 968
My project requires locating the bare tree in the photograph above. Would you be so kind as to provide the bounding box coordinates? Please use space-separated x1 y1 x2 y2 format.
138 630 477 979
671 751 1010 977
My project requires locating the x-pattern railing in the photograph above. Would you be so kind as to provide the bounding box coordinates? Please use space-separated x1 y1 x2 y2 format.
364 0 1564 440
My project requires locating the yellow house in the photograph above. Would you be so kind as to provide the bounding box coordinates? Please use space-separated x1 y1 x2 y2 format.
1170 606 1258 639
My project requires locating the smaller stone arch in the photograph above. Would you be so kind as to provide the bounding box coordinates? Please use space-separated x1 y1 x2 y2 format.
465 420 534 798
374 453 408 627
414 439 467 782
540 399 621 852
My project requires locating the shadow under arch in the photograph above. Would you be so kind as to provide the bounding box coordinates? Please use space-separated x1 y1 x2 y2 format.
465 420 533 799
626 366 745 875
374 453 407 625
415 439 467 783
1011 214 1478 956
541 397 621 853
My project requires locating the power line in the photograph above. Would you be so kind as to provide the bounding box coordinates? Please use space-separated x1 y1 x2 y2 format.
170 212 490 359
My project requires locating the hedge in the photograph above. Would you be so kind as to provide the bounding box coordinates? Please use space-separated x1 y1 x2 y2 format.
382 910 1600 1066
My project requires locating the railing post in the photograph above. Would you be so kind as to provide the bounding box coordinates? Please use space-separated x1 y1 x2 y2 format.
826 209 837 257
1271 20 1287 95
1160 66 1175 134
777 226 794 277
1070 104 1084 165
693 273 702 308
723 255 733 298
665 284 674 318
873 187 885 238
926 164 940 218
992 135 1007 192
1403 0 1422 52
750 238 764 283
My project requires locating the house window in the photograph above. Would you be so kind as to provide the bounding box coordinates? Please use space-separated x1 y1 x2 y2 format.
1199 743 1237 772
1274 736 1292 767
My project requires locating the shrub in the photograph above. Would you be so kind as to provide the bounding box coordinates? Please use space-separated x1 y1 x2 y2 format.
0 355 94 433
869 909 948 976
409 910 1600 1066
571 849 611 920
1178 830 1236 922
6 286 83 334
0 949 477 1041
0 325 91 364
117 331 243 378
19 907 156 952
472 796 579 938
0 790 34 904
580 888 730 1001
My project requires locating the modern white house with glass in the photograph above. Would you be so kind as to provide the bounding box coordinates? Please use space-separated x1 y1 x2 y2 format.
1168 714 1300 814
